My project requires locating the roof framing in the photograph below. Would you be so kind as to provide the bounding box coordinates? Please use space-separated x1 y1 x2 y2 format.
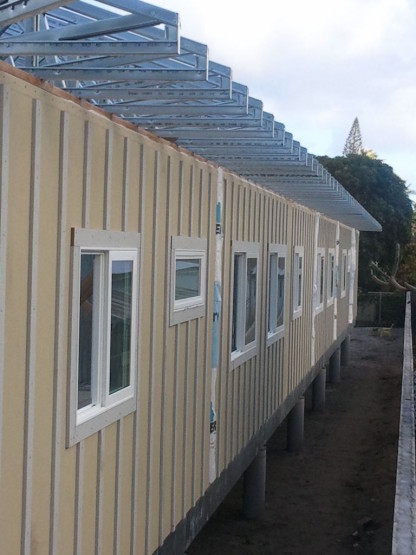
0 0 381 231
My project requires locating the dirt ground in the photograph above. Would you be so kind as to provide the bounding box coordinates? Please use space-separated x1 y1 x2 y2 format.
186 327 403 555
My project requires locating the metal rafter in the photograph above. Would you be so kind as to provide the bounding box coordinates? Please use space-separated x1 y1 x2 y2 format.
0 1 73 26
0 0 381 232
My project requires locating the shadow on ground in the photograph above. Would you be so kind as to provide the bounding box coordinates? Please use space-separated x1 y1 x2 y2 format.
186 327 403 555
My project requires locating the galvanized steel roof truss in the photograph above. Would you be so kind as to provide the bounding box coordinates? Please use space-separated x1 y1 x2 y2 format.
0 0 381 231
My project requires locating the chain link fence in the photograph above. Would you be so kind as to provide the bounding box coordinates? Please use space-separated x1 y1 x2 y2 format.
356 292 406 327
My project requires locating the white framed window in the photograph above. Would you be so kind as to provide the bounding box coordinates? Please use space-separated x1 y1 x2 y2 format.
231 241 259 367
268 244 286 344
327 248 336 305
292 246 304 319
170 236 207 325
68 228 140 447
316 247 325 313
341 249 348 298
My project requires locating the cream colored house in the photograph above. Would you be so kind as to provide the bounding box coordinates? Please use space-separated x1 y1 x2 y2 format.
0 2 380 554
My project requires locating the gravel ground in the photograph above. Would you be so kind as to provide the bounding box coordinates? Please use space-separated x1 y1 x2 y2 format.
186 327 403 555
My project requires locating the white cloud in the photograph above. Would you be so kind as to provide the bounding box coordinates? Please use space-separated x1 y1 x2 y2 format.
155 0 416 190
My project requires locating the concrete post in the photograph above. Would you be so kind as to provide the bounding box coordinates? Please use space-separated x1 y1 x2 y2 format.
329 347 341 383
243 445 266 519
287 397 305 453
312 367 326 412
341 334 350 366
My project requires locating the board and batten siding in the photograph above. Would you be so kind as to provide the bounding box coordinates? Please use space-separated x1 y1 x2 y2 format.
0 66 357 555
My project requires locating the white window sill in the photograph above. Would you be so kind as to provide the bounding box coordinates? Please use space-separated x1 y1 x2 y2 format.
230 343 257 370
267 327 285 347
292 308 303 320
68 395 137 447
170 302 205 325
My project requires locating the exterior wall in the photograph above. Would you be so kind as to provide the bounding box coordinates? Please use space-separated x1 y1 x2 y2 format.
0 68 357 555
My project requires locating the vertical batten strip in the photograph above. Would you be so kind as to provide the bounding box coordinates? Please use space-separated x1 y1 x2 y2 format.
82 121 91 229
263 197 271 423
49 111 69 555
242 186 247 240
122 137 130 232
191 168 203 502
114 136 129 555
188 164 194 234
74 118 92 555
95 431 105 555
0 84 10 487
190 165 200 504
247 188 251 240
170 326 180 529
311 214 320 367
246 360 252 441
215 173 224 474
21 98 41 555
258 193 265 425
334 222 340 340
113 420 123 555
182 165 194 508
201 171 213 490
229 182 236 461
158 156 171 544
348 228 356 324
131 143 145 555
177 160 184 234
145 150 160 555
172 159 183 520
198 169 203 237
245 365 249 444
104 128 113 230
74 442 84 555
192 317 200 502
182 323 190 515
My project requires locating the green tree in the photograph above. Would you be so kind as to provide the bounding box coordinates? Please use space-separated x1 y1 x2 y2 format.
318 153 413 291
343 117 363 155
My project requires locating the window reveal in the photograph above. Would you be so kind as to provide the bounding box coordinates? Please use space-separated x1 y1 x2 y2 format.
68 228 140 447
231 242 260 366
268 246 286 342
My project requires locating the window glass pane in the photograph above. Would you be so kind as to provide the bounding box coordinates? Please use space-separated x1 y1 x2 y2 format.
342 254 347 291
232 255 240 352
330 255 334 297
245 257 257 345
277 256 285 327
320 256 324 304
297 256 302 308
78 253 96 409
175 258 201 300
110 260 133 395
268 254 278 332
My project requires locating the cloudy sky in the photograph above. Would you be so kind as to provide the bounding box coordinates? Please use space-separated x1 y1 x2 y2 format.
154 0 416 197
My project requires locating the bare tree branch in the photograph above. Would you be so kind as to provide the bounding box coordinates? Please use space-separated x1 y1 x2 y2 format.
404 282 416 292
370 243 410 292
389 277 407 292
